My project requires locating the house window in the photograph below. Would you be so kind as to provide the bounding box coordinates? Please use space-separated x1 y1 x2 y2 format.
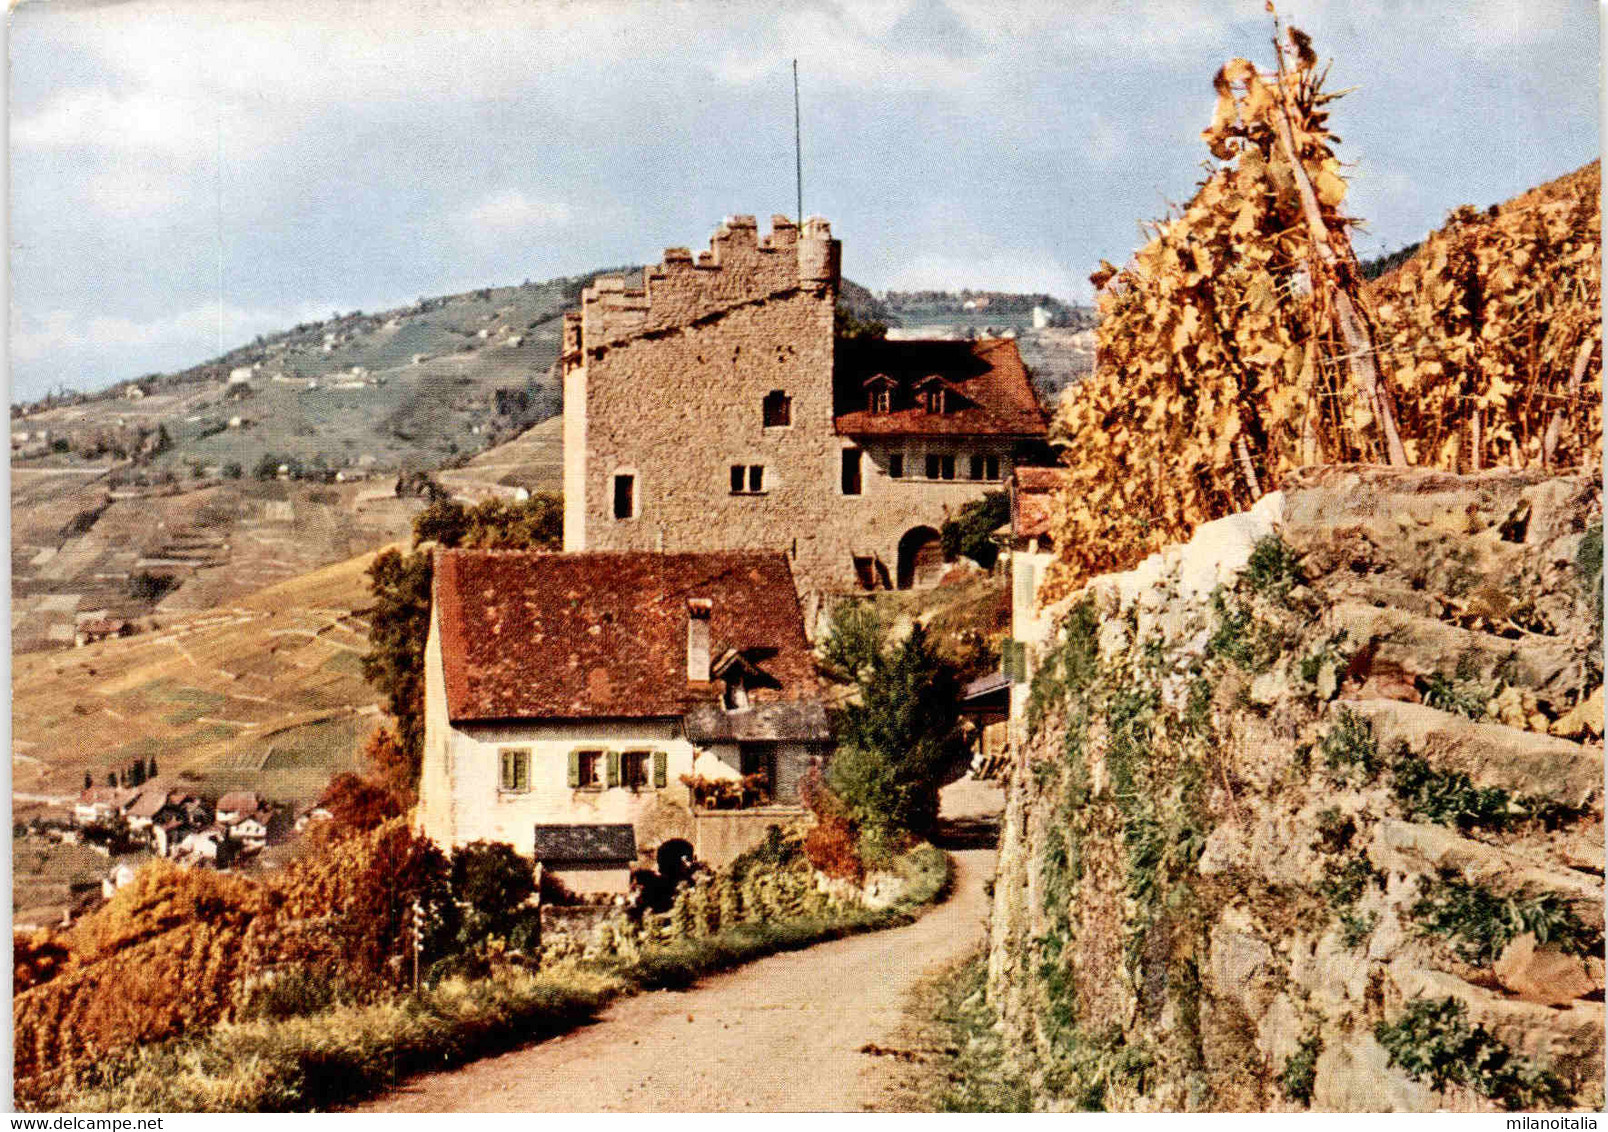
889 452 904 479
569 749 603 789
612 474 635 520
622 750 651 789
870 388 891 414
762 390 791 428
730 464 766 494
499 748 530 793
924 387 946 414
926 453 956 480
969 454 1000 481
841 448 863 496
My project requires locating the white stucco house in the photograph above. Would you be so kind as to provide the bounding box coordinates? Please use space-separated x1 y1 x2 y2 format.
416 549 833 891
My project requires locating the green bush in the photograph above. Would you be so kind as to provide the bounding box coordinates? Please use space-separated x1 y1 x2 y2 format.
940 492 1010 570
1318 854 1381 910
1422 672 1490 719
831 623 964 841
1391 754 1518 830
1244 535 1303 600
817 600 885 684
1320 709 1380 782
1279 1033 1322 1105
1410 873 1601 965
1374 996 1571 1109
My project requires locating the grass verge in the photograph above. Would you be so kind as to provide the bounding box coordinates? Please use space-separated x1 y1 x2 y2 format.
34 843 952 1113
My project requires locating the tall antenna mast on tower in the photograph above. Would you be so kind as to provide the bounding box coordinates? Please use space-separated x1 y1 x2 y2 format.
793 59 803 224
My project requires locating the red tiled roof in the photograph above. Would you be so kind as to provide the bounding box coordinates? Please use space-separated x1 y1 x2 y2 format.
435 550 821 722
216 791 262 815
1013 466 1069 539
833 338 1048 438
1013 466 1068 493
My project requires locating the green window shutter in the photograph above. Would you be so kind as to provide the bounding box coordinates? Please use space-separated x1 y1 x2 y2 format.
1001 639 1017 682
652 750 668 789
567 750 581 788
1005 640 1027 683
606 750 621 788
500 750 511 791
515 751 529 792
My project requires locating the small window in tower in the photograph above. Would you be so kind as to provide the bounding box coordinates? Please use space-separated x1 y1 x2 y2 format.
730 465 766 494
763 390 792 428
889 452 905 479
841 448 863 496
612 474 636 520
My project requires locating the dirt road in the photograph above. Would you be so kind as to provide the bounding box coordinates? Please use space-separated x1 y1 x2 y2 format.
362 778 1001 1113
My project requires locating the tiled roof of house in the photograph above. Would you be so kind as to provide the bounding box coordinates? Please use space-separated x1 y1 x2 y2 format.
435 550 821 722
1011 466 1069 540
216 791 262 815
833 338 1048 438
77 786 140 809
127 788 170 820
532 823 637 865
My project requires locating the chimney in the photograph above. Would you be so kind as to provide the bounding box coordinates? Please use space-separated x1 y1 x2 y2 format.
687 598 712 683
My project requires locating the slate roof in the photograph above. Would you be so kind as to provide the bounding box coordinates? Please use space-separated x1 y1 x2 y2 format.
682 700 833 742
532 823 638 864
833 338 1048 438
435 550 821 722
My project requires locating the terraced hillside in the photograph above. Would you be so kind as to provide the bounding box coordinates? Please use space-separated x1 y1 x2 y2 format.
13 550 391 811
10 474 421 653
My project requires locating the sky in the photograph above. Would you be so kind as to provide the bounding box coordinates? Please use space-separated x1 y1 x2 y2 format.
8 0 1601 402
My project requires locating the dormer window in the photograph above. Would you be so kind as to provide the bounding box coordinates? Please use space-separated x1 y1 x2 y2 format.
863 374 895 414
915 375 951 414
925 387 946 413
723 679 750 712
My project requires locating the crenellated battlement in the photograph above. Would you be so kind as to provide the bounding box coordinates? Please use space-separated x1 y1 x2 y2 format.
567 215 840 361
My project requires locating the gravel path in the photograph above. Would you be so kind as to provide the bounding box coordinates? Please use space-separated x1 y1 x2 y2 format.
360 778 1002 1113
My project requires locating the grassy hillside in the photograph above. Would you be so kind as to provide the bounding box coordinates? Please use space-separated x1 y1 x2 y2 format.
13 549 389 810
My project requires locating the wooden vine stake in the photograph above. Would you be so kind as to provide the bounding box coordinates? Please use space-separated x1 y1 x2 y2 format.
1267 3 1409 467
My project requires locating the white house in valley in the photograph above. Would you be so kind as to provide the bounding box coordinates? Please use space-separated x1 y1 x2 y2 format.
416 549 834 891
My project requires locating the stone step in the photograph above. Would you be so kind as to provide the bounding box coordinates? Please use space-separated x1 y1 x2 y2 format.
1281 465 1597 549
1387 965 1605 1088
1340 699 1602 810
1368 819 1604 913
1323 601 1589 708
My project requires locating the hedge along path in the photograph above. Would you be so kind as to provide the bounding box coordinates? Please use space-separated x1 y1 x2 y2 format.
1045 16 1601 601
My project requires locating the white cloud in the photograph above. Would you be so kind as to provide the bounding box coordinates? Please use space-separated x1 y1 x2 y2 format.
879 249 1087 303
14 88 202 153
11 302 316 367
459 190 574 236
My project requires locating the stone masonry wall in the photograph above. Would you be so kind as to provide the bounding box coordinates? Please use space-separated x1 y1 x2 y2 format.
563 215 1019 600
987 466 1604 1112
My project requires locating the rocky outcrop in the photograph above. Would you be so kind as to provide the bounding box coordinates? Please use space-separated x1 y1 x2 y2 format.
987 466 1602 1112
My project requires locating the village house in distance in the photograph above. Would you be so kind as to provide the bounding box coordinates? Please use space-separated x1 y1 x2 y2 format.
561 215 1051 606
417 548 833 890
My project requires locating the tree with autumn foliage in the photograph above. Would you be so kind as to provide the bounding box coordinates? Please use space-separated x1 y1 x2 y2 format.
1046 19 1600 600
362 493 562 778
